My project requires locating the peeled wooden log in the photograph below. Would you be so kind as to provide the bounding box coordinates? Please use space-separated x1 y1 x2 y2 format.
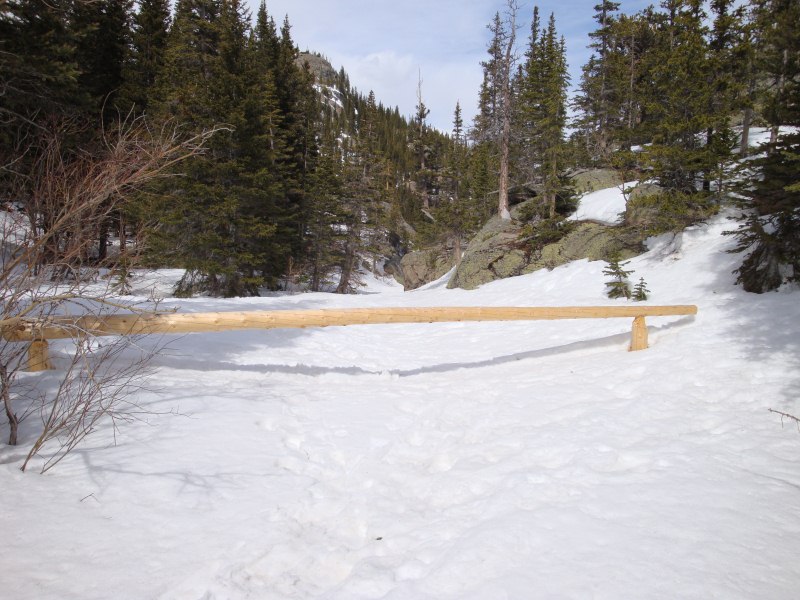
3 305 698 342
1 305 698 371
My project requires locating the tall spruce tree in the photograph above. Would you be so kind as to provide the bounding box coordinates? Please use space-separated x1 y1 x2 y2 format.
412 77 433 210
304 130 345 291
729 0 800 292
573 8 655 161
583 1 621 163
71 0 132 121
0 0 84 143
150 0 291 296
638 1 718 195
121 0 171 113
517 10 571 219
426 103 481 266
334 92 381 293
702 0 746 192
474 3 518 220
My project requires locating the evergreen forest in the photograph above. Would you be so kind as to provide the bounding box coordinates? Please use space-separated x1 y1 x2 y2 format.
1 0 797 297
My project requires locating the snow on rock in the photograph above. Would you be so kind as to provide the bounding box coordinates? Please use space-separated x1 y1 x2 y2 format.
568 181 637 225
2 214 800 600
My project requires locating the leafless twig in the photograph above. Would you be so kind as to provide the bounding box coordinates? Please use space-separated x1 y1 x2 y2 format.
768 408 800 432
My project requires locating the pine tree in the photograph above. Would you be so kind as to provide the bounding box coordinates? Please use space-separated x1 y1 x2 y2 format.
0 0 84 137
424 103 481 266
412 76 432 209
632 277 650 301
121 0 171 113
474 12 505 144
148 0 295 297
583 1 621 162
71 0 132 121
638 1 716 195
474 3 518 220
603 253 633 299
270 16 319 264
254 0 280 68
464 141 498 224
728 0 800 293
331 88 388 293
702 0 747 193
453 101 464 147
617 12 657 150
573 6 652 161
304 131 345 291
517 10 571 219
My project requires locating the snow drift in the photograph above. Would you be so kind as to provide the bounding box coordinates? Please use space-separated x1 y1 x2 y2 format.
1 189 799 599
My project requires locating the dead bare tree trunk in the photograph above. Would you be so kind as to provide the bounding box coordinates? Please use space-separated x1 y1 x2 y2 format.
497 1 518 221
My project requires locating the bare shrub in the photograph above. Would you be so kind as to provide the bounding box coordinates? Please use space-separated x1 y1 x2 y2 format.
20 327 164 473
0 115 216 471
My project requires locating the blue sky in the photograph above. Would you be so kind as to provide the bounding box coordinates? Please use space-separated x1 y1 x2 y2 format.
254 1 655 132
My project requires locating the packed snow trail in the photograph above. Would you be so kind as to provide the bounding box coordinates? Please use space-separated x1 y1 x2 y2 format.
2 208 799 599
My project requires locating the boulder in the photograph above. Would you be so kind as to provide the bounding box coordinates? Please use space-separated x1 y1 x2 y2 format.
570 168 624 195
447 198 645 291
527 222 643 268
400 249 452 290
446 201 531 290
382 255 404 286
628 182 661 201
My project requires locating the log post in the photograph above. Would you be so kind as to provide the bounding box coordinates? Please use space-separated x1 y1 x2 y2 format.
629 316 648 351
28 340 52 372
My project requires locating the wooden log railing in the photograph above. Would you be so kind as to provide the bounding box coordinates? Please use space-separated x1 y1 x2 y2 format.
2 305 698 371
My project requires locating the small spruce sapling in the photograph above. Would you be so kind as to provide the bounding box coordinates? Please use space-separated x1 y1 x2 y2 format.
632 277 650 301
603 253 633 299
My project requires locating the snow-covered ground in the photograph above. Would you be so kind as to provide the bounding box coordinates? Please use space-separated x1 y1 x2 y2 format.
2 187 800 599
746 126 800 149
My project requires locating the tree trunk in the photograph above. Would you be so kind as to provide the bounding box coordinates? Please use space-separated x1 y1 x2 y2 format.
499 132 511 219
119 214 126 253
626 31 636 142
740 55 756 157
740 106 752 158
310 242 321 292
703 127 713 192
497 2 517 220
336 241 356 294
1 365 17 446
769 48 789 150
98 225 108 262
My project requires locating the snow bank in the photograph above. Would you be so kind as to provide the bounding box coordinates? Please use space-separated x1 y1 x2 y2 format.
568 181 637 225
2 213 799 600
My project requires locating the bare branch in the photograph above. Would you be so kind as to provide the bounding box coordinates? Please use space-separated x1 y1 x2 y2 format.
768 408 800 432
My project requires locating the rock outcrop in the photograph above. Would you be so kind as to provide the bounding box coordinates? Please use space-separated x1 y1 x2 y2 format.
399 249 452 290
447 185 645 290
446 202 531 290
570 168 623 195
